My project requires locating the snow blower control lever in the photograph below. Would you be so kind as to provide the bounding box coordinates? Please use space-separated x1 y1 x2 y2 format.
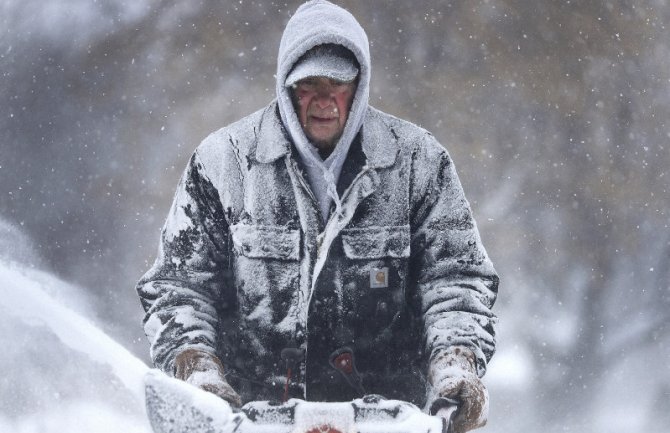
281 347 305 402
329 346 366 396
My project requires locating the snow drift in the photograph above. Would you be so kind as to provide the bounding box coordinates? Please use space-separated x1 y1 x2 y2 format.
0 223 150 433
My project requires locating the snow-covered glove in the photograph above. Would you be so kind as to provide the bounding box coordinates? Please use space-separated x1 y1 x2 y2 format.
427 346 489 433
173 349 242 407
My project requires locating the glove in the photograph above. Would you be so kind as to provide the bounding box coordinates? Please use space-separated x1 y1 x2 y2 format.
427 346 489 433
173 348 242 407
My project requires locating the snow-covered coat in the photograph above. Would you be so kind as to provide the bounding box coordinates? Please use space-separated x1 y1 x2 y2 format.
137 0 498 406
137 103 499 404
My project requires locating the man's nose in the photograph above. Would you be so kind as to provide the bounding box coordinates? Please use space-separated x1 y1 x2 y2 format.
314 92 334 109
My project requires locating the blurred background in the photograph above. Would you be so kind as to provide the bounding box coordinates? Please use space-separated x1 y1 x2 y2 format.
1 1 668 432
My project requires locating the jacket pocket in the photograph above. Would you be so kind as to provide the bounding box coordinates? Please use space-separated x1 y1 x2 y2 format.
341 225 410 260
230 223 300 260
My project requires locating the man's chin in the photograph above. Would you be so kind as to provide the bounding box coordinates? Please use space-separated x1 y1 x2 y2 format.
306 131 342 152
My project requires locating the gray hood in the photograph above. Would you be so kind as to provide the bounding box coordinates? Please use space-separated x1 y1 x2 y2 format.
276 0 371 223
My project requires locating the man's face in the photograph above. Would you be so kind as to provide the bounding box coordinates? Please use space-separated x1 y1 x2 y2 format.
292 77 357 154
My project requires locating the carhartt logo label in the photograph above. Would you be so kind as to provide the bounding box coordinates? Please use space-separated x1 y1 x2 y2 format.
370 267 389 288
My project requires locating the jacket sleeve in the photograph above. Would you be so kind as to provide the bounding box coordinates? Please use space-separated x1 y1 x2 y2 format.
136 149 229 374
409 136 499 378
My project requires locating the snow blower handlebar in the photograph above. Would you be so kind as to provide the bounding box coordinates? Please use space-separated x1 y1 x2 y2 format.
145 369 451 433
429 396 460 433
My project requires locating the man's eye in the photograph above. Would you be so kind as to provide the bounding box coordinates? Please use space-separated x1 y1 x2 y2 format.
331 80 354 91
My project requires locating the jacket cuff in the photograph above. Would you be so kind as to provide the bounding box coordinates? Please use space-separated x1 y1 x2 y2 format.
152 343 217 378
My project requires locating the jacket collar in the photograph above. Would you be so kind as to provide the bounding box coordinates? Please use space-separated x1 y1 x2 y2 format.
254 103 399 168
254 102 291 163
359 107 399 168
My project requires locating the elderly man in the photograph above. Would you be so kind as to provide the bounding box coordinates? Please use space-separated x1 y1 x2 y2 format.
137 1 498 432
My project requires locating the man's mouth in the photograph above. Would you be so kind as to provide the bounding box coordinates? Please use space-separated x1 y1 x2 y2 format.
310 115 337 123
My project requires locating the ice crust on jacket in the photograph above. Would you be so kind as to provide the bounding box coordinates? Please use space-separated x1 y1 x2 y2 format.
276 0 371 223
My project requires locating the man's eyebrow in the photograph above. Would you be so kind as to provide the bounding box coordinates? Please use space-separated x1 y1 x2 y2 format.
296 78 318 85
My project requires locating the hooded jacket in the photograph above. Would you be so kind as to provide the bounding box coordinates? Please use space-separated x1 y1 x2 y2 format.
277 0 371 223
137 0 498 406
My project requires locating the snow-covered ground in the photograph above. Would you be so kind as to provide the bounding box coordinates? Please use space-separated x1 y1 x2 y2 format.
0 257 151 433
